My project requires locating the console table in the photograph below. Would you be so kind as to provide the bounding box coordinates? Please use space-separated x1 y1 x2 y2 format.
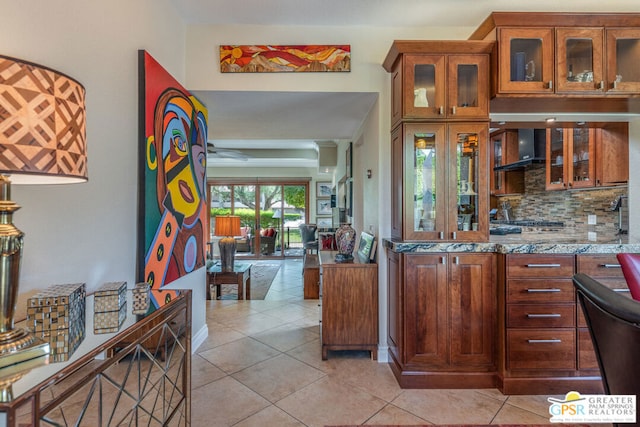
0 290 191 426
319 252 378 360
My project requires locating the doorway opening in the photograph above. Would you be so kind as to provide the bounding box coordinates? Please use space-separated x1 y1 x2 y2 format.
208 180 310 259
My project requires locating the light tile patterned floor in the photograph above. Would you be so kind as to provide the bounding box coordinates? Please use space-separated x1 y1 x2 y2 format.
193 259 558 427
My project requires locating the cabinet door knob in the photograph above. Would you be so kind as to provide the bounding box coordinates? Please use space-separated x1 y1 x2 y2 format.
441 256 446 265
438 106 444 115
598 81 605 90
451 106 456 115
547 80 553 90
613 80 618 89
439 231 444 240
451 231 457 240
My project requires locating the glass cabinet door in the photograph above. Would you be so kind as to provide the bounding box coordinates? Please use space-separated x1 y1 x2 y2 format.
447 55 489 119
404 123 446 240
606 29 640 93
556 28 604 93
490 133 504 194
569 127 595 189
404 55 446 120
498 28 554 93
448 124 487 241
546 128 567 190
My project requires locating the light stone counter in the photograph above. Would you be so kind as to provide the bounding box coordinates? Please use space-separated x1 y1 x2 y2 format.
384 230 640 255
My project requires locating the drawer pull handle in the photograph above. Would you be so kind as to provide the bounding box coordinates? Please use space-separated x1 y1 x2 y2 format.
527 339 561 343
527 313 561 318
526 288 561 293
600 264 621 268
525 264 561 268
614 288 630 293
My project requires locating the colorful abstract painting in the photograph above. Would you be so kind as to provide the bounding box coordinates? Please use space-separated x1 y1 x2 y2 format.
220 45 351 73
137 50 208 311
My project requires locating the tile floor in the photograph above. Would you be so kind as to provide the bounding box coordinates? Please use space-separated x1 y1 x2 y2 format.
193 259 561 427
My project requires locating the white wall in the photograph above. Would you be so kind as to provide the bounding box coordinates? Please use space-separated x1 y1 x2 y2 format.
1 0 207 347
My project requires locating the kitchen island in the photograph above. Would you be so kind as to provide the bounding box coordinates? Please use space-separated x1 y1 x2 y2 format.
384 232 639 393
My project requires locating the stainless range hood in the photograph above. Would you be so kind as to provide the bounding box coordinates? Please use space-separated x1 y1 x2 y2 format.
493 128 546 171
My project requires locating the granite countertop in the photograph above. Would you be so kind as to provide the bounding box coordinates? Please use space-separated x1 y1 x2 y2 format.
384 230 640 254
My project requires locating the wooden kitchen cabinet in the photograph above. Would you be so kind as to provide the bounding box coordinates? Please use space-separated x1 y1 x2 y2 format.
387 251 496 388
320 251 378 360
497 27 555 94
500 253 604 395
470 13 640 104
490 130 524 195
546 124 628 191
383 41 493 127
391 122 488 241
595 123 629 186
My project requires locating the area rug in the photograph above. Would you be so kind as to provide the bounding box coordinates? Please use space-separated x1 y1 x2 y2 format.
216 262 281 300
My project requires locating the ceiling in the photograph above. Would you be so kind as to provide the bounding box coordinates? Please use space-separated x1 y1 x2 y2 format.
173 0 640 168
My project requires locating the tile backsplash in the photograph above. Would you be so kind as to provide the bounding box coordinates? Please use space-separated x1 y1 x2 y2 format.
494 166 627 234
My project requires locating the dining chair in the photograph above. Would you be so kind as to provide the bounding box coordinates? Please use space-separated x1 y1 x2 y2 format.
616 253 640 301
573 273 640 427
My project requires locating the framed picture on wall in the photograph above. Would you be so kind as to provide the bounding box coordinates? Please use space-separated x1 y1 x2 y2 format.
317 199 332 215
316 181 332 198
317 217 332 228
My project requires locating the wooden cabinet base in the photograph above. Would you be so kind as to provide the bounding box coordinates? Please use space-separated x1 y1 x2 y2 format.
498 375 604 395
303 254 319 299
389 352 497 389
322 344 378 361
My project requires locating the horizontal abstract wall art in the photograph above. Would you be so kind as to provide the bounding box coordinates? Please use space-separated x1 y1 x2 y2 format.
220 45 351 73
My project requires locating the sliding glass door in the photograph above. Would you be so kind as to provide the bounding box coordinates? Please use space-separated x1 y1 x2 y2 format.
208 181 309 259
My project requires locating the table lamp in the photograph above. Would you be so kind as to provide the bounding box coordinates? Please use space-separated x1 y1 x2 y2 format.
215 215 240 272
0 55 87 368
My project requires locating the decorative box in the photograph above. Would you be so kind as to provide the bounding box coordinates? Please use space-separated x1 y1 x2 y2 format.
27 283 86 362
132 282 150 315
93 281 127 334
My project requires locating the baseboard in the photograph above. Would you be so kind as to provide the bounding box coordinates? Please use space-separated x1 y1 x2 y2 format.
192 324 208 354
377 344 389 363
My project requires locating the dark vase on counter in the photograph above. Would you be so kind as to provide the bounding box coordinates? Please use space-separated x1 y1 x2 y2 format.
335 223 356 263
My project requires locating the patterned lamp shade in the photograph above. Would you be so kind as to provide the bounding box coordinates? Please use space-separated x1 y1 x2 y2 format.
215 215 241 237
0 55 87 184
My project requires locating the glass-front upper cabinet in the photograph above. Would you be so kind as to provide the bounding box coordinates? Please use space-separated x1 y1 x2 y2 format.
397 123 487 241
447 55 489 119
569 127 595 189
449 124 487 241
546 128 567 190
404 55 446 120
556 28 604 93
401 123 447 241
401 54 488 121
498 28 554 93
546 127 596 191
606 29 640 93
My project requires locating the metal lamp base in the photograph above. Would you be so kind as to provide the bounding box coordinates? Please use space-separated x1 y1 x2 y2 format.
0 328 50 369
218 237 237 272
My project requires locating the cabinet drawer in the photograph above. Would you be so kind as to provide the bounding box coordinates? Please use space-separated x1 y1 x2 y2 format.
577 327 598 370
507 279 575 303
507 304 575 328
576 254 623 278
507 329 576 370
507 255 575 278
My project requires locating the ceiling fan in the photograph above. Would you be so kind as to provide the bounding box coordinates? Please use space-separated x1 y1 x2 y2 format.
206 142 249 160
